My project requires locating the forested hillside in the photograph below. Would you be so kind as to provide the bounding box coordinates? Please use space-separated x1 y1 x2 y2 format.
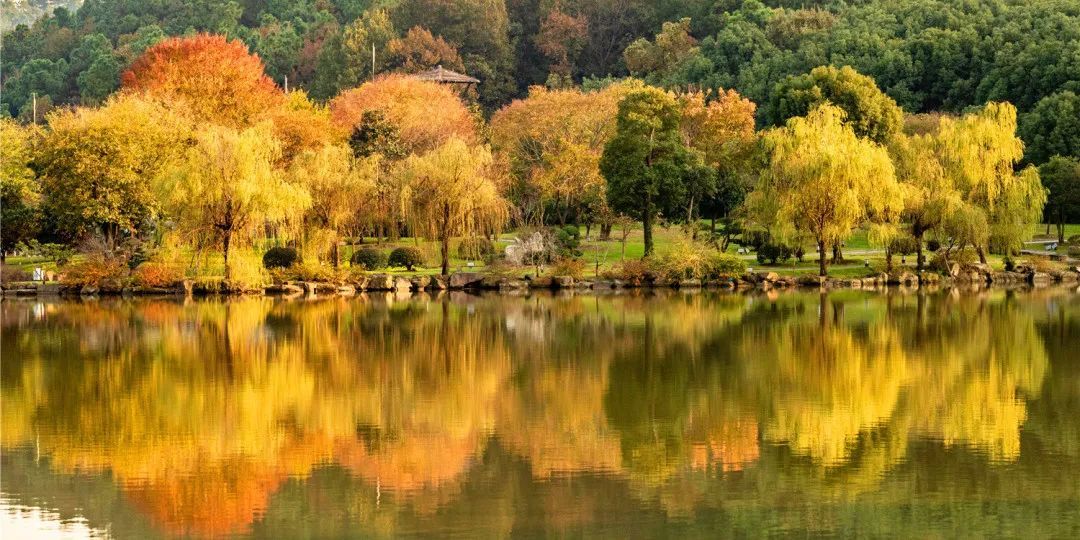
3 0 1078 147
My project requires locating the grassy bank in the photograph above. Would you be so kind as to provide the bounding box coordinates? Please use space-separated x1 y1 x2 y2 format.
3 223 1076 285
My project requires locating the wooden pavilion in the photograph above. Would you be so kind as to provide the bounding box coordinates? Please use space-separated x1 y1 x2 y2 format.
412 65 480 91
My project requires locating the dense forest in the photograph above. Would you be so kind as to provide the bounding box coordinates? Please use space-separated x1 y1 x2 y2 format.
3 0 1080 162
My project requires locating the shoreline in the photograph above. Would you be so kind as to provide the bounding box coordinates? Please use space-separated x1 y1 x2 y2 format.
4 267 1079 298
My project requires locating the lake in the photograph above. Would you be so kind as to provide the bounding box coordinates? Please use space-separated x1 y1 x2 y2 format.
2 289 1079 538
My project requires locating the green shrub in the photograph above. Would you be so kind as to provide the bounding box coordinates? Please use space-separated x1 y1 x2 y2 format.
263 247 300 269
1068 234 1080 245
351 247 387 270
388 246 425 270
756 243 792 265
888 235 919 255
555 225 582 257
1068 245 1080 258
707 253 746 278
926 239 941 252
458 237 496 261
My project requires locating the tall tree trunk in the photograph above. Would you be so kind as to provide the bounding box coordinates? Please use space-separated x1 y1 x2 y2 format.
914 230 925 271
885 246 894 273
818 239 828 277
642 193 654 258
710 216 717 242
441 202 451 276
331 238 340 269
222 230 232 283
977 245 988 264
686 194 695 238
1058 210 1066 244
600 222 612 240
1046 221 1052 235
831 242 843 264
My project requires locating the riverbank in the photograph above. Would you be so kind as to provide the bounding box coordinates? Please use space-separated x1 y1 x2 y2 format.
4 264 1079 298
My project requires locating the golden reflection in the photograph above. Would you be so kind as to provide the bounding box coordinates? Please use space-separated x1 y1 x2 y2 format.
0 289 1074 536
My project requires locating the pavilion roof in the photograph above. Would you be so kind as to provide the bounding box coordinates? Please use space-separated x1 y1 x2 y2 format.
413 65 480 84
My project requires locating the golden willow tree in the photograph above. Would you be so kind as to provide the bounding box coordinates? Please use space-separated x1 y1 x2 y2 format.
157 124 310 284
889 129 960 270
290 144 377 267
751 105 903 276
935 102 1046 261
398 138 508 275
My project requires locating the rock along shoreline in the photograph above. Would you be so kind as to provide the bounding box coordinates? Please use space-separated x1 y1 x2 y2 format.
3 265 1080 298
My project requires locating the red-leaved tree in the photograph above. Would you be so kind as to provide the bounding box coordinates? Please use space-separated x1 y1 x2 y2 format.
122 34 283 127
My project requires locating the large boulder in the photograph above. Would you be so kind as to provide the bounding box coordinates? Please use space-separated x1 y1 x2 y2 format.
449 272 484 289
677 278 702 288
350 274 369 290
366 274 395 290
528 276 554 289
553 275 574 288
796 274 825 287
411 275 431 290
888 271 919 286
394 277 413 291
1031 272 1053 286
500 279 528 291
1055 270 1078 283
919 272 942 285
38 282 61 295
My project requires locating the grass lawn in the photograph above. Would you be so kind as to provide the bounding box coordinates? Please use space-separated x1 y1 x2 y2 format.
3 223 1075 282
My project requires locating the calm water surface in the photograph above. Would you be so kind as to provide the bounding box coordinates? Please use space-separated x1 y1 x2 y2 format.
2 289 1079 538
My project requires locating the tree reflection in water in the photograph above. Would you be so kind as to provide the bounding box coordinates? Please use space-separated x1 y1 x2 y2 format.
2 288 1078 537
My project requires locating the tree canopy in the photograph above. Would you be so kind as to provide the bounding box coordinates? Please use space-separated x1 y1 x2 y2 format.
600 87 712 257
121 33 284 127
751 104 902 276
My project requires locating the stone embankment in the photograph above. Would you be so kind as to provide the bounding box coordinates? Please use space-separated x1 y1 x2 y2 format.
3 265 1079 298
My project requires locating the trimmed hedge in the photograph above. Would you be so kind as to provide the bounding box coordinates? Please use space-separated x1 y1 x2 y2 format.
263 247 299 269
351 247 387 270
388 247 425 271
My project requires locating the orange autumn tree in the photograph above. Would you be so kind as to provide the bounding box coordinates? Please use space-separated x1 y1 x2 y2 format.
679 89 759 237
268 90 343 167
122 33 284 127
329 74 476 154
490 82 636 227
